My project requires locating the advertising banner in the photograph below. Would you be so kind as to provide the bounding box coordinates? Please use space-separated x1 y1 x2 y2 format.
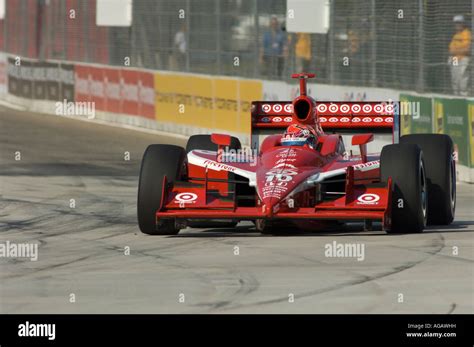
75 64 155 118
154 72 262 134
433 97 469 167
399 93 432 135
6 57 74 102
467 100 474 168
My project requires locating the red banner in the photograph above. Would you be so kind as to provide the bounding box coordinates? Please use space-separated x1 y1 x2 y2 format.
75 64 155 118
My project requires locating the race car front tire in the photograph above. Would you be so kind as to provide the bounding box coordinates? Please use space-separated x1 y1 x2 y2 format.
400 134 455 225
137 144 185 235
381 144 427 234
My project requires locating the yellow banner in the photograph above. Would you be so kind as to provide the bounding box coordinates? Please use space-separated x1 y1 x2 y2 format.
154 72 262 134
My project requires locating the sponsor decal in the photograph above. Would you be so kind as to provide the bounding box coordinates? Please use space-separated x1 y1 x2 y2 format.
385 104 394 114
329 104 339 113
374 104 384 113
329 117 338 123
374 117 383 123
202 159 237 172
175 192 198 203
272 104 283 112
340 117 350 122
356 193 380 205
262 104 271 113
284 116 293 122
385 117 393 123
362 104 373 113
317 104 328 113
362 117 372 123
352 117 361 122
319 117 327 123
353 160 380 172
284 104 293 113
273 116 282 122
351 104 361 113
261 116 270 123
340 104 350 113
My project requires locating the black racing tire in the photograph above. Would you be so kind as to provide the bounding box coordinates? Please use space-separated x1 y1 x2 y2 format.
400 134 455 225
137 144 186 235
185 134 241 153
381 144 427 234
186 134 241 229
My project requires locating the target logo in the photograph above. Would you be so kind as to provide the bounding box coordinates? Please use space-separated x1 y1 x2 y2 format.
329 104 339 113
385 104 394 114
385 117 393 123
175 192 198 203
262 104 271 113
352 117 361 123
329 117 339 123
351 104 361 113
362 117 372 123
273 104 283 112
284 104 293 113
374 104 384 113
340 117 350 122
284 116 293 122
261 117 271 123
374 117 383 123
357 193 380 204
362 104 373 113
319 117 328 122
273 117 282 123
340 104 350 113
317 104 328 113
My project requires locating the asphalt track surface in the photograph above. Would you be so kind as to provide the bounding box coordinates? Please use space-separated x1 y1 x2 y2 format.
1 106 473 314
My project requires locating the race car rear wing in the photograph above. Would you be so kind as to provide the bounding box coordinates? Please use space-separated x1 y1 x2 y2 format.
250 101 400 151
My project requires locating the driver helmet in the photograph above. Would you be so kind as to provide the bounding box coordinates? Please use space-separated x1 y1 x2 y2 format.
281 124 316 147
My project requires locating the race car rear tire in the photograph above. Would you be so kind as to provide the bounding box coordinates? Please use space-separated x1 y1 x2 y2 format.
137 144 185 235
381 144 427 234
400 134 455 225
186 134 241 228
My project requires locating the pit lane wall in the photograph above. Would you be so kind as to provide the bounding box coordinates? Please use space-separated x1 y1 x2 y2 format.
0 52 472 182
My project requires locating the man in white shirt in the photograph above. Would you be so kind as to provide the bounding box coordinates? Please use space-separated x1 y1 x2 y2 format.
174 24 187 70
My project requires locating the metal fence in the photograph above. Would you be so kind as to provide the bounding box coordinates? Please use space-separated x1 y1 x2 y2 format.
1 0 473 96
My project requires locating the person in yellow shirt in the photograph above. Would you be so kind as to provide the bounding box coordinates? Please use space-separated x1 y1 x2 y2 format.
449 15 471 96
295 33 311 72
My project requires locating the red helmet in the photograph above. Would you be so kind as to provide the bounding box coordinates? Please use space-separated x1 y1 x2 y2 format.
281 124 317 147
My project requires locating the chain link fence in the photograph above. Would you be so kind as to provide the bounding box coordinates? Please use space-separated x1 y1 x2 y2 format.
1 0 473 96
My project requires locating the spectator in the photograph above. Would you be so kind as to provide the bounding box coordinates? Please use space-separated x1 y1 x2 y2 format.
173 24 187 70
449 15 471 96
295 33 311 72
260 16 287 78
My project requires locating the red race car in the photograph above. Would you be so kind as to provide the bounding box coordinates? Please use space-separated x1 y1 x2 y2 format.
137 73 456 235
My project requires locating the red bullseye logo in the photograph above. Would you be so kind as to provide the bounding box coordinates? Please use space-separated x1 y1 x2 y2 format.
362 104 373 113
175 192 198 203
340 104 350 113
273 104 283 112
357 193 380 204
329 104 339 113
317 104 328 113
351 104 361 113
262 104 271 113
284 104 293 113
